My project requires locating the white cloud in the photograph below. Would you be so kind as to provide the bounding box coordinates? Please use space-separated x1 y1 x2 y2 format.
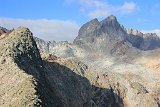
120 2 136 13
0 17 79 41
141 29 160 37
79 0 137 18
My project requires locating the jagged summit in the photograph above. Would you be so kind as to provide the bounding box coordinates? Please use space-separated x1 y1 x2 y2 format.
100 15 120 29
89 18 99 24
77 18 100 39
107 15 117 20
126 28 143 36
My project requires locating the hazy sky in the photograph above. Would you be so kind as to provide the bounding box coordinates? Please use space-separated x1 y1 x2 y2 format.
0 0 160 41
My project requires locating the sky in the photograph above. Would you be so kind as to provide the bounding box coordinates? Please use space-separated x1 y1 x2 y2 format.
0 0 160 41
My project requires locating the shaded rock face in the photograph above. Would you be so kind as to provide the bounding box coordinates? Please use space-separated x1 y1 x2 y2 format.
43 60 92 107
42 55 125 107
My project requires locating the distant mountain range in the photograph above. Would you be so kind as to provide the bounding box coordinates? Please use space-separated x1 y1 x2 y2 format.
35 15 160 59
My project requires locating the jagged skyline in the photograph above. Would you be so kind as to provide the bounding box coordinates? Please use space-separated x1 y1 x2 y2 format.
0 0 160 41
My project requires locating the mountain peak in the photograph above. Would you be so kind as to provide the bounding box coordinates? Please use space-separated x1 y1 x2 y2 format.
75 18 100 39
100 15 120 30
90 18 99 23
107 15 117 21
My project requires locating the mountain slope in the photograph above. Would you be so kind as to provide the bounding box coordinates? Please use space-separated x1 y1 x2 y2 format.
0 27 46 106
0 27 93 107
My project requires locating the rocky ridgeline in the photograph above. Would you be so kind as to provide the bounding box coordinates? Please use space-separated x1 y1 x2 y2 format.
34 37 75 58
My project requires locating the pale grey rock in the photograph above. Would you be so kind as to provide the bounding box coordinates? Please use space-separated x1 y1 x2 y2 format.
34 37 75 58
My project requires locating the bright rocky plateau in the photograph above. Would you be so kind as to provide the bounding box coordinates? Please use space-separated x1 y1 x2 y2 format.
0 15 160 107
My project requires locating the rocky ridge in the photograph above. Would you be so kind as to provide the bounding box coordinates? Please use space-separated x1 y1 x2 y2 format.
0 27 91 107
